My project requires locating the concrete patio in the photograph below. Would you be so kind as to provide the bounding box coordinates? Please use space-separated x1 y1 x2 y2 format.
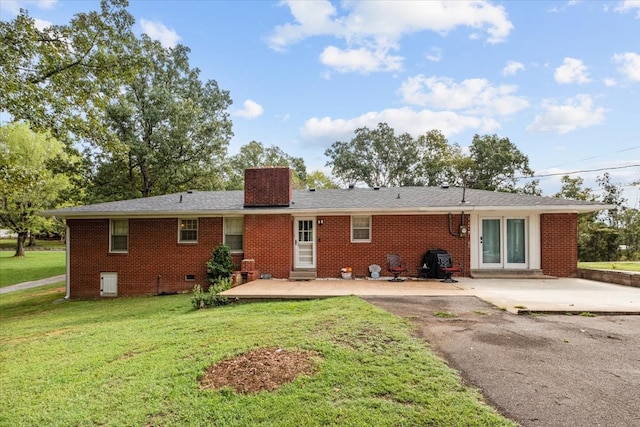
222 276 640 314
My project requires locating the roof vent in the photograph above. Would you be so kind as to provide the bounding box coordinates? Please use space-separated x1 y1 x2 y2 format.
187 190 193 194
309 188 316 192
441 183 449 189
348 183 355 189
373 186 380 190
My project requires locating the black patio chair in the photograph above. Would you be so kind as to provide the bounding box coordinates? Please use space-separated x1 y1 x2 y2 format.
387 254 408 282
437 253 461 283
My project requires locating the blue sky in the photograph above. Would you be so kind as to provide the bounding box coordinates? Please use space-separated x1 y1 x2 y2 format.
3 0 640 204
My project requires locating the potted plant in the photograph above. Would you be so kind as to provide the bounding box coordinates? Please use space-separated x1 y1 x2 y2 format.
340 266 352 279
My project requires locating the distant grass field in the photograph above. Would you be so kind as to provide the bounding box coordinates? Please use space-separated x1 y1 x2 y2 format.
0 288 515 427
0 251 66 287
0 238 65 250
578 262 640 272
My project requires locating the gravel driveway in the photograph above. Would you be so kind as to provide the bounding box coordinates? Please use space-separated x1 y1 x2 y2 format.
365 296 640 427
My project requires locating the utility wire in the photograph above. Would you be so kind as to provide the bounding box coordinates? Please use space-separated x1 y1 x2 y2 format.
517 163 640 180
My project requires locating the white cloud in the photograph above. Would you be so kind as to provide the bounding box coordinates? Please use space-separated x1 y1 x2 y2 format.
319 46 403 73
1 0 57 16
268 0 513 73
399 75 529 116
425 47 443 62
612 52 640 81
33 17 52 30
234 100 264 119
301 107 498 143
554 57 592 84
614 0 640 18
140 18 181 48
604 77 618 87
503 60 525 76
526 94 608 134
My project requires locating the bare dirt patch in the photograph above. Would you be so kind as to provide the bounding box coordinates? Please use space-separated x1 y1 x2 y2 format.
199 347 320 394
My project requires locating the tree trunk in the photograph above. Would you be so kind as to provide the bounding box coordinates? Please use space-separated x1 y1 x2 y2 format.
15 232 27 257
28 233 36 247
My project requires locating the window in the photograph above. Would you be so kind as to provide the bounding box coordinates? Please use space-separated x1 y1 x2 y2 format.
224 217 244 252
110 219 128 252
179 218 198 243
351 215 371 242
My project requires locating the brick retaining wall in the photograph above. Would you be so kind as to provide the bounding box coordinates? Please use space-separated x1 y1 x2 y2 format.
577 268 640 288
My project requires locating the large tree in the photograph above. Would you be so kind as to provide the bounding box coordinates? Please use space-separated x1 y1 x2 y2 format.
0 0 135 147
466 134 539 194
225 141 307 190
88 35 233 200
0 123 79 256
325 123 420 187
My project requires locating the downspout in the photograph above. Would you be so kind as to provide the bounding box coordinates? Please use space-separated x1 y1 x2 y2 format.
65 223 70 300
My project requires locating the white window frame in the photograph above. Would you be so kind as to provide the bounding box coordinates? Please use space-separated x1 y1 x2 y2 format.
224 217 244 253
109 219 128 253
351 215 371 243
178 218 198 243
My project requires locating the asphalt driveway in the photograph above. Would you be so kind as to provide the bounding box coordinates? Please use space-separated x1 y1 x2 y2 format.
365 296 640 427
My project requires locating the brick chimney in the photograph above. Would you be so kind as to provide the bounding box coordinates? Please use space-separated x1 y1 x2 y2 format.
244 167 293 207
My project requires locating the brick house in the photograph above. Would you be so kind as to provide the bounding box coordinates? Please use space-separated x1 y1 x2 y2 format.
42 167 611 298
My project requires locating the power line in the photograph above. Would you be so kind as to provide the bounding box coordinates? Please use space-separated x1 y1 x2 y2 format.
543 141 640 169
518 163 640 180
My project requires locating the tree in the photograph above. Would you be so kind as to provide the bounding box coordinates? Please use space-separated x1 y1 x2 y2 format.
554 175 599 261
88 35 233 200
466 134 539 194
225 141 307 190
306 170 340 189
596 173 626 228
0 123 79 256
325 123 420 187
414 129 464 187
0 0 135 146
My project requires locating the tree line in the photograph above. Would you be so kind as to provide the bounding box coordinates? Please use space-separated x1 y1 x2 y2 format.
1 0 637 260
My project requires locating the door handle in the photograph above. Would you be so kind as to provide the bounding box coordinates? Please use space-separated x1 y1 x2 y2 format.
480 236 483 244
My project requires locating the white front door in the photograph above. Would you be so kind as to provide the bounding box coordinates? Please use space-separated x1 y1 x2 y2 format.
294 217 316 269
480 217 528 269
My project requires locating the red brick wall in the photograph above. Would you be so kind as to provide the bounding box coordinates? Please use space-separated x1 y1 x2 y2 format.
540 213 578 277
244 167 292 207
315 214 469 278
68 213 473 298
68 217 229 298
243 214 292 278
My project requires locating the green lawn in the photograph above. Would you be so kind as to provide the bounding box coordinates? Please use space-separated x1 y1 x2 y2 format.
0 238 66 250
0 287 515 427
0 251 66 287
578 261 640 272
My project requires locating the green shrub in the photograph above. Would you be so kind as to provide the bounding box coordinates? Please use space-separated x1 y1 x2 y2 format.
206 244 234 283
191 279 232 309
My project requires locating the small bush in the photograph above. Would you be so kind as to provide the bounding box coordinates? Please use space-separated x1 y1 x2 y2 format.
206 244 235 283
191 279 232 309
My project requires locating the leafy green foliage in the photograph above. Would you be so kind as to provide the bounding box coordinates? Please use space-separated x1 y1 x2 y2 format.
0 0 135 146
467 134 539 194
206 244 235 283
0 123 81 256
190 280 231 309
88 35 232 200
225 141 308 190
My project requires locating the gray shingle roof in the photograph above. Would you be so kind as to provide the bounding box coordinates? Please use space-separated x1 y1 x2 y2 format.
41 186 612 218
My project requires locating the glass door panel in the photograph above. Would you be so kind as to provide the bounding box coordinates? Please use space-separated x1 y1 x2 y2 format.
481 219 501 266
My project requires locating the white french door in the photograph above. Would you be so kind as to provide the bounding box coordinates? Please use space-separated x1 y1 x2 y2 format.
480 217 528 269
294 217 316 269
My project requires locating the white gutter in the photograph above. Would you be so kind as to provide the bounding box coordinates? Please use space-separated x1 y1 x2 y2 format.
45 202 615 219
65 224 70 300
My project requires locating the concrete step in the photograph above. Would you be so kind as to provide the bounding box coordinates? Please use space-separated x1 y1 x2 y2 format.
288 270 317 281
470 269 555 279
